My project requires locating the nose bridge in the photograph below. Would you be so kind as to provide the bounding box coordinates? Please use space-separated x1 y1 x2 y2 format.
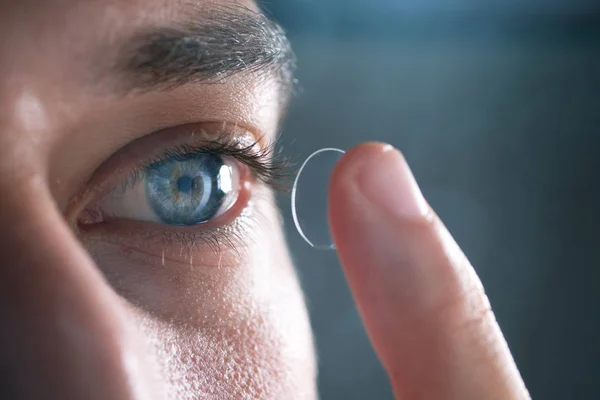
0 177 157 399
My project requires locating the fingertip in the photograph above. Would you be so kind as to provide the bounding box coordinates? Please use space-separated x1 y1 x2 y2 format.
330 142 429 226
328 142 398 261
330 142 397 188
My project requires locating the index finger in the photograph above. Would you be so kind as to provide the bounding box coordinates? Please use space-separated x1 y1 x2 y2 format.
329 143 530 399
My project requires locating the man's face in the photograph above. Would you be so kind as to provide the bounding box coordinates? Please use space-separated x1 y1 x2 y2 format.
0 0 316 399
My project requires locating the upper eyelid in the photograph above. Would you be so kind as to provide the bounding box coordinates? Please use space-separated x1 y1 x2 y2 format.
124 139 285 191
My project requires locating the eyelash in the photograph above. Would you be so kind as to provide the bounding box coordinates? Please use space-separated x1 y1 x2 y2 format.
119 134 292 195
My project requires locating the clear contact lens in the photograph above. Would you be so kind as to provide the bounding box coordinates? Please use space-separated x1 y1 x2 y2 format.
291 148 345 250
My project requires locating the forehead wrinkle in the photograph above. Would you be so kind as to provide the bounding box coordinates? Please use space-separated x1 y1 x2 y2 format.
110 4 295 96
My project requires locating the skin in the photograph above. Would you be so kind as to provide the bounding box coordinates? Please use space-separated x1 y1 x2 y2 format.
0 1 314 399
0 0 529 399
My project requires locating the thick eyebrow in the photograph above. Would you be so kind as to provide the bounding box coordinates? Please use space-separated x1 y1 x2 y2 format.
112 6 295 96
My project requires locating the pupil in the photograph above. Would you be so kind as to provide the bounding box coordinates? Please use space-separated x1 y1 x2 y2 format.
177 176 193 193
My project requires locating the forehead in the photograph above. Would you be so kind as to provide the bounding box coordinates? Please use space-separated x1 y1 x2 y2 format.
4 0 258 29
1 0 259 82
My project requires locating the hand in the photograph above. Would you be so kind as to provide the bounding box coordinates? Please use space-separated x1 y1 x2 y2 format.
329 143 530 399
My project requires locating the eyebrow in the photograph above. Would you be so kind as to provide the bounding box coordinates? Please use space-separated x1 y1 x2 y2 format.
112 6 295 96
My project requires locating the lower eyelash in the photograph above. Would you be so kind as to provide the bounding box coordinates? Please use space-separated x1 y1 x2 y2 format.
78 204 260 265
159 205 259 261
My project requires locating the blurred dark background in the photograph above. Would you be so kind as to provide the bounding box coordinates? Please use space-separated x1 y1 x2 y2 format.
264 1 600 399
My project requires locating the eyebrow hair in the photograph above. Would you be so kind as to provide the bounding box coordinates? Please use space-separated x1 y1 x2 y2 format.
114 6 295 96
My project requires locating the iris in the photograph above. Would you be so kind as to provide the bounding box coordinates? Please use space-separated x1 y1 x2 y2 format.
145 153 232 225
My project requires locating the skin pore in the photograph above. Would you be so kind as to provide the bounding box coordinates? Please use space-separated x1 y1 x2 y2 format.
0 1 315 399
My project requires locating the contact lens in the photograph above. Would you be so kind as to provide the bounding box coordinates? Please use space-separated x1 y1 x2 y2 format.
291 148 345 250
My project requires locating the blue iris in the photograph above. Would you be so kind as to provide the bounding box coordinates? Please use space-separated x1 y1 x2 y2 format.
145 153 228 225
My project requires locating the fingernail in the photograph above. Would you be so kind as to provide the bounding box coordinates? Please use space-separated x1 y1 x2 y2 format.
357 145 429 219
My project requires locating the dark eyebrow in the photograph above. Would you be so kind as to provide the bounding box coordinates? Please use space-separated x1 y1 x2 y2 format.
113 6 295 96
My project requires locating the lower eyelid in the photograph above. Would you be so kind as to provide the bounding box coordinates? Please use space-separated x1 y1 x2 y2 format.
78 203 259 268
84 234 243 269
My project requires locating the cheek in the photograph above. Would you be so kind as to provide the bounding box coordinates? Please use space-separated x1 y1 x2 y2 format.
81 194 316 399
130 287 314 400
119 237 316 400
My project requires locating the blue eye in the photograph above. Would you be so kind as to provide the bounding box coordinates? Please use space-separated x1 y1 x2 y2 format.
90 152 241 226
145 154 233 225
